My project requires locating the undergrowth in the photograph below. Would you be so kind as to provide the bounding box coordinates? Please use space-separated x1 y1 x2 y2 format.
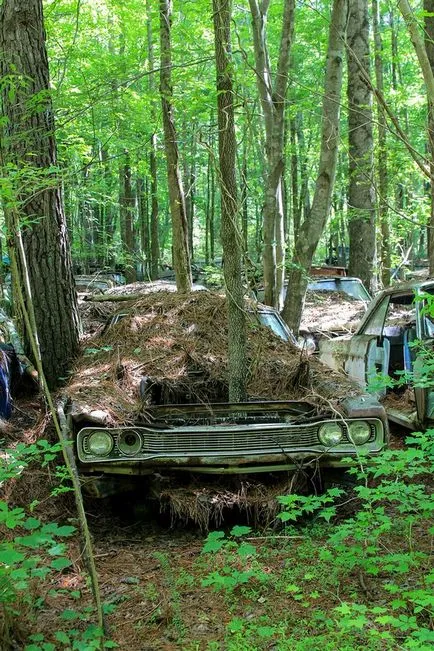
197 431 434 650
0 440 117 650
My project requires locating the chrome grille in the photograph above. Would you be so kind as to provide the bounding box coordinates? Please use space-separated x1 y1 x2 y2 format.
78 420 379 462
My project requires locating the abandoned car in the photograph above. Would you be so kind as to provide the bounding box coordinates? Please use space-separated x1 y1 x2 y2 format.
61 292 388 498
257 276 371 344
320 279 434 430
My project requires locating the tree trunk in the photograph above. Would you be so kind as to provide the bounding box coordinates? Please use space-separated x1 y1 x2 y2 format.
373 0 391 286
347 0 376 291
289 116 300 244
248 0 295 308
99 146 114 267
212 0 247 402
282 0 347 333
424 0 434 275
137 176 150 277
119 151 136 283
241 132 249 252
149 134 160 280
0 0 80 389
145 0 160 280
184 128 197 261
159 0 191 293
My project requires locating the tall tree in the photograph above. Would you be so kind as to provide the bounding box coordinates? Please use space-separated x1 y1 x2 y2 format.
424 0 434 276
159 0 192 292
119 150 136 283
146 0 160 280
347 0 376 290
373 0 391 286
282 0 347 333
212 0 247 401
248 0 295 308
0 0 80 388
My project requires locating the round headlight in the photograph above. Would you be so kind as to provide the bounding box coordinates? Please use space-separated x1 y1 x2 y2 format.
118 430 142 456
318 422 343 447
348 421 371 445
87 431 113 456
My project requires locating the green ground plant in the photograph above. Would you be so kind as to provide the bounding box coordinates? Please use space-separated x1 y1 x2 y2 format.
197 433 434 650
0 440 117 650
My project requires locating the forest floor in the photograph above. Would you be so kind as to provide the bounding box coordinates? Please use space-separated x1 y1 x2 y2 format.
1 290 432 650
2 396 432 651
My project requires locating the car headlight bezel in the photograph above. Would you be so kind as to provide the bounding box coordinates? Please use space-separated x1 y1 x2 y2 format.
87 430 114 457
318 422 344 447
347 421 371 446
118 430 142 456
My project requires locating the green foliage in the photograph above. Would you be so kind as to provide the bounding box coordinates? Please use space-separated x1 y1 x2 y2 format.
201 526 270 594
197 431 434 649
0 440 117 648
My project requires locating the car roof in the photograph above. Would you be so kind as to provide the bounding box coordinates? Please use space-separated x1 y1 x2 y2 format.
375 279 434 297
308 276 364 283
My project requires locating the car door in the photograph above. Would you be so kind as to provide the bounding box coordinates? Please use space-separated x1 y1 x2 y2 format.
412 289 434 425
343 295 391 397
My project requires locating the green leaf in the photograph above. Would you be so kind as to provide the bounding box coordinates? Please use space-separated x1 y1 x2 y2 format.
48 544 66 556
50 557 72 571
230 525 251 537
0 548 25 564
54 631 71 644
237 542 256 558
24 517 41 530
52 525 76 537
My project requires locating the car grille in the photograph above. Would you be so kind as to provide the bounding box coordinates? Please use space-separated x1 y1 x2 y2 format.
79 421 378 461
141 424 322 456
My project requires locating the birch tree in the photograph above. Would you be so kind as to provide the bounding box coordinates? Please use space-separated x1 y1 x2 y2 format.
282 0 347 333
248 0 295 308
159 0 191 292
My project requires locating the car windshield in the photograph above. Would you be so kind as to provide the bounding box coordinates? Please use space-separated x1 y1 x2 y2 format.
258 312 291 342
106 308 293 344
307 278 371 301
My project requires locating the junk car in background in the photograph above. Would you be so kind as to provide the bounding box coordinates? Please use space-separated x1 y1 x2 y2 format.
320 280 434 430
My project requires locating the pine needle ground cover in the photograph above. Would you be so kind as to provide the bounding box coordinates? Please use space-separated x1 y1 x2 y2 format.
67 291 364 425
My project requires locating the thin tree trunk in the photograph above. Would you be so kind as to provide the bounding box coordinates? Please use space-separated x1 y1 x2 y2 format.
282 0 347 333
119 151 136 283
289 117 300 244
159 0 191 292
149 134 160 280
248 0 295 308
184 128 197 261
241 134 249 252
347 0 376 290
424 0 434 275
296 113 311 226
147 0 160 281
137 176 150 277
373 0 391 286
213 0 247 402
